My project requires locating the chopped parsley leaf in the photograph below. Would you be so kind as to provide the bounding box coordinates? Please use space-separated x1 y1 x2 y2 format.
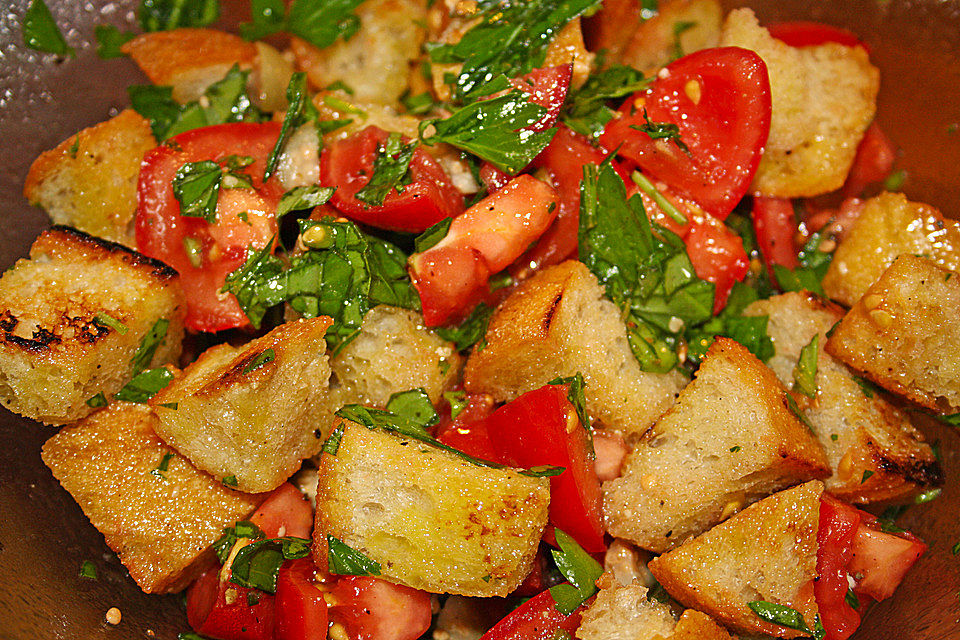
23 0 74 57
79 560 98 580
630 109 690 154
114 367 174 403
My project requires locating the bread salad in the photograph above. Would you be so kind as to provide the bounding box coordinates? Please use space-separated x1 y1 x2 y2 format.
11 0 954 638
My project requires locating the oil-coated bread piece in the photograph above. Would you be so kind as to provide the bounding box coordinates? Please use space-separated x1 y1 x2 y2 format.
0 227 184 425
151 318 333 493
292 0 426 105
649 481 824 639
122 28 257 103
23 110 156 246
464 261 685 442
827 254 960 413
313 421 550 597
577 581 733 640
328 305 461 414
822 192 960 307
41 402 264 593
746 292 942 502
617 0 722 76
720 9 878 197
603 338 829 553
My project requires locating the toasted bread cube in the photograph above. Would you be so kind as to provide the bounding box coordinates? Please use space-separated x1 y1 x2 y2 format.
0 227 184 425
41 402 264 593
313 421 550 596
121 28 257 103
618 0 722 76
746 292 942 502
23 111 156 246
151 317 333 493
542 18 594 89
822 192 960 307
649 481 824 639
464 261 685 441
328 305 461 412
292 0 426 105
827 255 960 413
720 9 878 197
603 338 829 553
577 581 732 640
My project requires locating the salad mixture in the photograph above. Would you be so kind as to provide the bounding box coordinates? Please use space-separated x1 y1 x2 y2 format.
9 0 958 639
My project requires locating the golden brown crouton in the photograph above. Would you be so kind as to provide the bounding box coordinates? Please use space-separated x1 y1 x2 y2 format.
464 261 685 442
292 0 426 105
746 292 941 502
720 9 879 197
313 421 550 597
577 581 732 640
822 192 960 307
618 0 723 76
0 227 184 425
603 338 829 553
827 254 960 413
542 18 595 89
649 481 824 639
23 110 156 246
122 28 257 103
151 318 333 493
41 402 264 593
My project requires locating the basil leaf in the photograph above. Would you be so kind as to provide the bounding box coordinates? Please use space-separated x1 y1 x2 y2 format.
79 560 98 580
240 0 287 40
784 392 814 432
173 160 222 223
276 185 335 219
747 601 812 634
94 25 135 59
150 451 175 480
140 0 220 32
229 536 312 593
443 390 468 420
773 232 833 296
685 281 774 363
265 72 316 180
336 404 433 440
386 388 439 428
94 312 128 334
86 392 108 408
366 236 420 311
327 535 381 576
793 334 819 399
548 372 590 431
242 348 275 374
435 303 494 352
23 0 74 57
562 65 651 138
114 367 174 403
548 528 602 614
415 218 453 253
288 0 364 48
354 133 419 207
322 422 345 456
130 318 169 377
631 109 689 154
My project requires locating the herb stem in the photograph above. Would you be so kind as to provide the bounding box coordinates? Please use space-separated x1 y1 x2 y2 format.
630 170 687 225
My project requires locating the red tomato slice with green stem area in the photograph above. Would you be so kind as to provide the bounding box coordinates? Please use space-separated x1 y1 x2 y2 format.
136 122 283 333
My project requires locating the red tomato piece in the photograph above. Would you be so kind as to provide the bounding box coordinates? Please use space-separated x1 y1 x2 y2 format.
436 393 503 463
684 218 749 313
136 122 283 332
479 589 583 640
410 175 559 326
250 483 314 539
600 47 771 219
752 196 799 282
842 122 896 198
816 494 862 640
186 566 276 640
320 125 463 232
848 517 926 602
275 559 328 640
767 21 867 50
484 384 605 553
328 576 432 640
508 64 572 133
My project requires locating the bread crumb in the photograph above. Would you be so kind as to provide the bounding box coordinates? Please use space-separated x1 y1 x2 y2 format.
105 607 121 626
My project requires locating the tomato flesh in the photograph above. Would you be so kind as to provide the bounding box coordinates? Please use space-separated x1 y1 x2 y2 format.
847 516 926 602
436 393 503 463
767 21 867 50
250 483 314 539
752 196 799 283
684 218 749 312
601 47 771 219
275 559 328 640
328 576 432 640
136 122 283 332
483 384 605 553
508 64 572 134
479 588 583 640
186 567 277 640
842 122 896 198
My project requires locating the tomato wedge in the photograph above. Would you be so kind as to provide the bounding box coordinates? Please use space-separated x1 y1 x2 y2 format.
275 559 328 640
816 494 862 640
508 64 572 134
250 483 314 539
328 576 432 640
752 196 799 282
479 588 583 640
847 515 926 602
483 383 605 553
320 125 463 232
600 47 771 219
410 175 559 326
136 122 283 332
842 122 896 198
436 393 502 462
684 218 749 312
186 567 277 640
767 21 867 50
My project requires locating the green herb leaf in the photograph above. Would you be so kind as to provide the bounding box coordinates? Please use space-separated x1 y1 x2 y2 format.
94 25 135 59
861 469 874 484
443 390 468 420
366 235 421 311
631 109 689 154
114 367 174 403
415 218 453 253
730 445 741 452
386 388 440 428
173 160 222 223
671 20 697 59
242 348 275 374
747 601 812 634
265 72 316 180
853 375 877 399
179 632 210 640
276 185 335 219
549 528 603 614
548 372 590 431
561 65 651 138
435 303 494 352
150 452 175 480
140 0 220 32
327 535 381 576
915 488 941 504
86 392 108 408
286 0 365 49
354 133 419 207
793 334 819 398
845 588 860 610
213 521 265 564
79 560 98 580
23 0 74 57
937 412 960 426
685 281 774 364
322 422 345 456
784 393 814 432
222 474 239 487
131 318 170 377
230 536 312 593
773 232 833 296
240 0 287 40
402 91 436 115
94 312 128 335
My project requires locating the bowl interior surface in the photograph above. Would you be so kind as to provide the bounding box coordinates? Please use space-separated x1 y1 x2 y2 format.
0 1 957 638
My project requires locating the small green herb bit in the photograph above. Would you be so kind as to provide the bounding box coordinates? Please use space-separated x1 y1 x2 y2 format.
747 600 813 634
79 560 98 580
140 0 220 32
94 312 129 335
242 348 275 374
386 388 439 428
94 24 135 59
631 109 689 154
548 528 603 614
327 535 381 576
173 160 223 223
23 0 74 57
130 318 170 377
86 392 108 408
354 133 419 207
792 334 819 399
114 367 174 403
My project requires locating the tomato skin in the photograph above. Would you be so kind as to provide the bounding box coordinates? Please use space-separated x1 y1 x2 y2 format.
484 384 605 553
600 47 771 220
275 559 328 640
136 122 283 332
842 122 896 198
767 21 866 50
508 64 572 134
410 175 560 326
847 517 926 602
479 589 583 640
752 196 799 282
436 393 503 462
320 125 464 232
186 567 277 640
250 483 314 539
684 219 749 313
328 577 432 640
816 495 862 640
